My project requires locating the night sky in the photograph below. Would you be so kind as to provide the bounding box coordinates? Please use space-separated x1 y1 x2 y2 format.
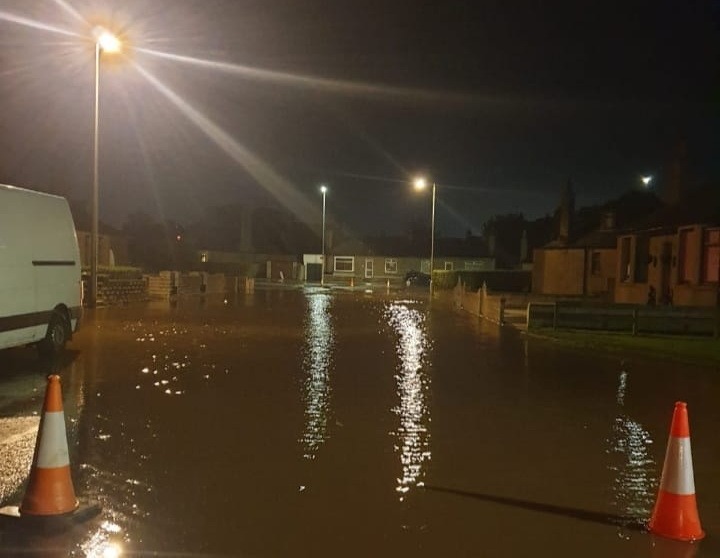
0 1 717 237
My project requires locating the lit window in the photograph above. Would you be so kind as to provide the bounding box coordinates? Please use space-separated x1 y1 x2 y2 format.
334 256 354 272
444 261 453 271
385 259 398 273
200 252 208 263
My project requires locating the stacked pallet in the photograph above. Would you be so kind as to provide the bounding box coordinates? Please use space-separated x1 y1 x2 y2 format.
99 278 149 305
177 274 202 295
205 273 226 293
146 271 176 299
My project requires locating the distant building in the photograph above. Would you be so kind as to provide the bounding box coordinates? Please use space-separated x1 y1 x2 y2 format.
328 235 495 281
532 185 662 299
76 230 129 268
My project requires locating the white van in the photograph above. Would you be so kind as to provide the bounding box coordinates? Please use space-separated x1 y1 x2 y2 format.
0 184 82 355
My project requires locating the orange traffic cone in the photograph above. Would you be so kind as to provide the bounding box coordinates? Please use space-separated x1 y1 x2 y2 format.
648 402 704 542
19 375 78 516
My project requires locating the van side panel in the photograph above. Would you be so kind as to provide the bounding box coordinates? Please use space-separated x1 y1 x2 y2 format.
0 189 40 346
0 185 82 351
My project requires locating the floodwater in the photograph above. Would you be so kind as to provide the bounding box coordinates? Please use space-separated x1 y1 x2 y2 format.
1 287 720 557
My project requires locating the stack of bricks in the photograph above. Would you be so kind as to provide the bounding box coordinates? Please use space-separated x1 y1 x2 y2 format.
146 272 175 299
98 278 149 305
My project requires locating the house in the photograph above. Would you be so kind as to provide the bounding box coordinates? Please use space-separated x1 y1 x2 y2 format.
614 186 719 307
327 235 494 282
532 213 620 298
532 183 663 298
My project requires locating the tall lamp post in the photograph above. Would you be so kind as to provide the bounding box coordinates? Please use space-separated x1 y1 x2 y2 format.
90 27 121 307
413 177 436 296
320 185 328 285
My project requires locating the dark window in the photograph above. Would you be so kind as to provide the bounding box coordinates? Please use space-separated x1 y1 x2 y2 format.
702 229 719 283
334 256 354 272
634 236 649 283
678 229 691 283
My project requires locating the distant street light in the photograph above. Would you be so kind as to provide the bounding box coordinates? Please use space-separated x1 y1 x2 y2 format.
90 27 121 307
413 177 436 296
641 175 653 187
320 185 328 285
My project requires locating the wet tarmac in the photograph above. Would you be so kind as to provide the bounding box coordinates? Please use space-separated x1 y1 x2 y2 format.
1 287 720 557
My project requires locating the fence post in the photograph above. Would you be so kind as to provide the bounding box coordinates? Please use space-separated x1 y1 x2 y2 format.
526 303 532 330
632 308 638 336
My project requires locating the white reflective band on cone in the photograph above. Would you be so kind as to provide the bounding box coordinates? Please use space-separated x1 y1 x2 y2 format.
36 411 70 468
659 436 696 495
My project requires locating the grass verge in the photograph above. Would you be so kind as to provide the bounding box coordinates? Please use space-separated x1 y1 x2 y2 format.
527 329 720 367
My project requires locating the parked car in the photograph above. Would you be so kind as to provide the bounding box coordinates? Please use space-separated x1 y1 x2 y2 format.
404 270 430 287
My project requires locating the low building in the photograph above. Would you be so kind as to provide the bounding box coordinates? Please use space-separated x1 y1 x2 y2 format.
328 235 494 282
615 187 719 307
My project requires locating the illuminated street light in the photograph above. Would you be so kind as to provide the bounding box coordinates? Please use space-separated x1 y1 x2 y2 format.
641 175 653 187
90 27 121 307
413 176 436 296
320 185 328 285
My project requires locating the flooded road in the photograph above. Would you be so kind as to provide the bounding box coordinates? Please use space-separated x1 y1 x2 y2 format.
1 287 720 557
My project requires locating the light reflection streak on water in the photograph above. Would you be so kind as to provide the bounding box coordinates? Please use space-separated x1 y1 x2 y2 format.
606 370 656 521
385 303 431 498
79 519 124 557
300 292 334 459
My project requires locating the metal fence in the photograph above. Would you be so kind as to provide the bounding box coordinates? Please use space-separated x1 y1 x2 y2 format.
527 302 720 337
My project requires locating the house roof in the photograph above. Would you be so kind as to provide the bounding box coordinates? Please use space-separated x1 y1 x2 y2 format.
538 186 720 250
631 185 720 232
333 235 492 258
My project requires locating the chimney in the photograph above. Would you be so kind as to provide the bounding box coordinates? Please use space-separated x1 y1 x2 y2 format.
520 229 528 262
558 179 575 244
601 211 616 231
487 233 496 256
663 139 687 206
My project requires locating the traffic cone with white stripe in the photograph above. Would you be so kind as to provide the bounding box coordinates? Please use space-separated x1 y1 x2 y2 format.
19 375 78 516
648 401 704 542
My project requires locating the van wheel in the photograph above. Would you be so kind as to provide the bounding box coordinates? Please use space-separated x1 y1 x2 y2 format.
38 312 69 357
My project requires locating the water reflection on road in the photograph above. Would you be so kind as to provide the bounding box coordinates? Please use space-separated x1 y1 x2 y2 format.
1 290 720 557
606 370 657 528
385 301 431 499
300 289 334 459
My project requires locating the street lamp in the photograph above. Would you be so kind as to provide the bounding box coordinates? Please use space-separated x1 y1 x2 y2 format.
413 177 436 296
641 175 653 188
90 27 121 307
320 185 328 285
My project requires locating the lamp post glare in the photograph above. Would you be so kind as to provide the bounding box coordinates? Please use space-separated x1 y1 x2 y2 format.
641 175 652 187
320 185 328 285
95 29 121 53
90 27 120 307
413 176 436 296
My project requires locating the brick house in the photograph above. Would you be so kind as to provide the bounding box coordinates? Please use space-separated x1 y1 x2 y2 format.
615 187 719 307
